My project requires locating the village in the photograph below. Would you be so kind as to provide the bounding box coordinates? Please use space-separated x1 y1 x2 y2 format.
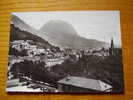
7 39 117 93
10 39 112 66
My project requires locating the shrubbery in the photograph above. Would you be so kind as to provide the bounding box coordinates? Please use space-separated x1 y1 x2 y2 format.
10 48 124 93
51 48 124 93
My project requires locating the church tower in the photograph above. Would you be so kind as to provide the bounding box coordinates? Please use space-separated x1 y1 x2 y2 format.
109 38 114 56
111 38 114 49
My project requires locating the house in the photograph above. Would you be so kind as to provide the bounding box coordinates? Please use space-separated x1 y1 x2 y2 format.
57 76 112 93
45 57 64 68
30 45 37 50
91 47 109 57
7 78 19 88
11 40 31 51
37 49 45 54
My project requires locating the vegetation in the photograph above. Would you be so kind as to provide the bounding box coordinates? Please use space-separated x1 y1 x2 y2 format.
10 24 60 52
10 60 62 86
9 47 28 56
9 46 124 93
51 48 124 93
9 24 124 93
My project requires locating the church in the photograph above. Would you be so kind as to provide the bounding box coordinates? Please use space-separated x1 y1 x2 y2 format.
109 38 115 56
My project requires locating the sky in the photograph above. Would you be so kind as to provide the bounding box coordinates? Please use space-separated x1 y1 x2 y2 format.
12 11 122 47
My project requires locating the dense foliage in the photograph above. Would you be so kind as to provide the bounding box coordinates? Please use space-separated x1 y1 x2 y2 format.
51 48 124 93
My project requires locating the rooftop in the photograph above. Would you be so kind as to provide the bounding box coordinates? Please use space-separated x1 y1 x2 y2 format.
58 76 112 92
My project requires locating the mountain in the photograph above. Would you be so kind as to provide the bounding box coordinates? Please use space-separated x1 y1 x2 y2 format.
11 15 38 35
39 20 109 50
11 15 108 50
10 24 58 50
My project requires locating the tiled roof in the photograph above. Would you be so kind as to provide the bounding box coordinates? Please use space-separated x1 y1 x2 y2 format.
58 76 112 91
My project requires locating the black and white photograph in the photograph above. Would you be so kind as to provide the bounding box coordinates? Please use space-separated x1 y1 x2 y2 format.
6 11 124 93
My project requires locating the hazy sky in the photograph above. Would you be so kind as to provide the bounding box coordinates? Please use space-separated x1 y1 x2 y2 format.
12 11 122 47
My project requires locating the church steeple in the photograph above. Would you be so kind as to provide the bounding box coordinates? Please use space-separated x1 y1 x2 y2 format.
111 38 114 49
109 38 114 56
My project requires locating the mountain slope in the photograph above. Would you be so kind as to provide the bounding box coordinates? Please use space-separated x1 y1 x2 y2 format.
11 15 38 35
11 15 109 50
10 24 57 49
39 20 108 50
